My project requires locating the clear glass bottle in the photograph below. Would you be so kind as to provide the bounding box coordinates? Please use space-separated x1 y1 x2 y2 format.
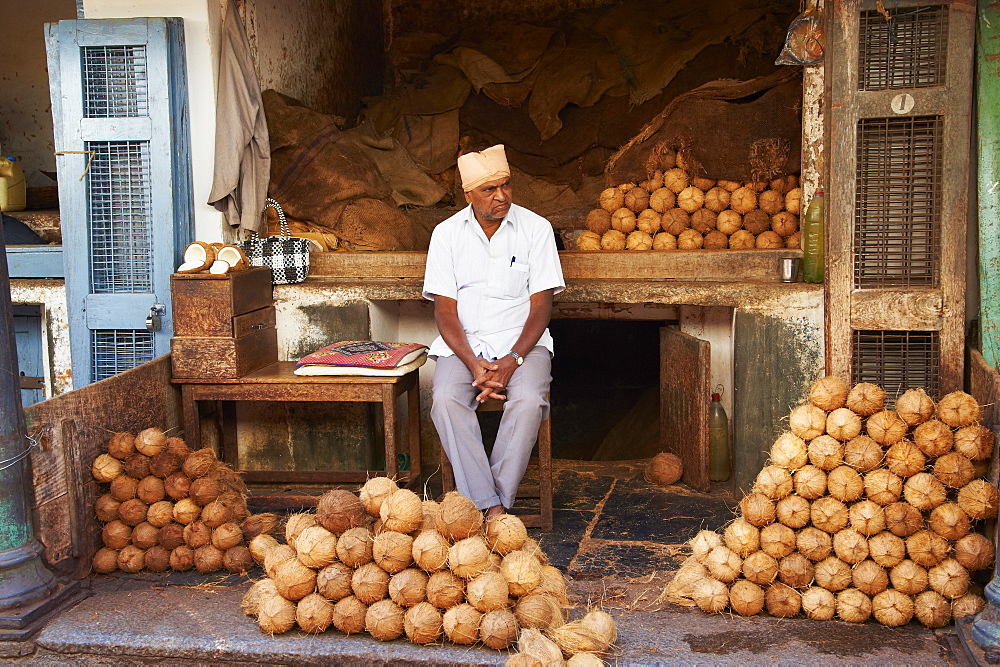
802 189 825 283
709 389 730 482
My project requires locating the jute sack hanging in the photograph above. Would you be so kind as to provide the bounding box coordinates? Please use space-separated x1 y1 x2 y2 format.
241 198 311 285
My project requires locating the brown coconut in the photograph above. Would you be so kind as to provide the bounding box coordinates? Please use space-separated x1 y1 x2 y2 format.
729 187 757 214
755 231 783 249
794 465 828 499
316 489 368 535
952 592 987 620
194 544 224 574
665 559 709 606
765 583 801 618
690 530 725 562
123 454 151 480
515 593 563 630
106 432 136 460
811 496 849 534
449 535 491 579
372 530 414 574
760 523 797 560
296 525 339 569
954 424 994 460
611 208 636 234
742 209 771 235
729 580 765 616
754 466 793 500
827 466 864 503
118 498 148 527
913 419 954 458
624 186 650 212
316 561 355 601
954 533 995 571
770 433 808 470
728 229 755 249
928 558 970 599
165 436 190 459
864 469 903 506
131 522 160 550
351 561 389 604
189 477 221 506
885 440 926 478
242 578 278 617
758 189 785 215
274 557 318 601
163 472 191 501
443 603 482 645
928 503 970 542
636 209 662 235
796 527 833 562
867 410 908 446
644 452 683 486
517 628 564 665
332 595 369 635
402 601 443 645
778 552 815 589
201 498 235 529
740 492 776 527
247 534 279 566
485 514 528 556
705 545 742 583
241 512 279 543
156 523 183 550
663 168 689 194
907 530 950 568
724 518 760 558
801 586 837 620
692 578 729 614
183 520 212 549
785 187 803 214
436 491 483 541
660 208 689 236
937 391 981 428
95 494 121 523
181 448 216 479
771 212 799 237
257 593 297 634
891 559 929 596
884 502 924 537
211 522 244 551
502 550 543 597
224 545 254 575
827 408 863 442
716 210 742 235
585 210 612 237
651 232 677 250
599 187 624 212
134 428 167 457
852 559 889 596
677 186 705 214
933 452 976 489
958 479 1000 520
703 187 731 213
145 500 174 528
336 526 374 568
776 495 811 529
742 550 779 585
388 567 429 608
904 472 947 511
412 529 450 573
808 435 844 471
850 500 886 536
149 451 182 479
294 592 334 633
897 388 936 426
833 528 870 564
92 453 123 483
284 512 318 550
836 588 872 623
427 570 466 609
873 589 914 627
366 599 406 641
101 520 132 550
844 436 883 472
814 556 853 591
846 383 886 417
380 488 423 534
677 229 704 249
868 531 906 568
789 404 828 440
649 188 676 213
466 571 509 612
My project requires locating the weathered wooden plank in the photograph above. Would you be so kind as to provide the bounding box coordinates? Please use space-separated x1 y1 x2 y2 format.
850 290 943 331
171 267 274 337
170 327 278 379
660 326 710 491
24 355 181 573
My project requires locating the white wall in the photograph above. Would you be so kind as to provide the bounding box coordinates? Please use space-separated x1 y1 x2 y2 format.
82 0 227 242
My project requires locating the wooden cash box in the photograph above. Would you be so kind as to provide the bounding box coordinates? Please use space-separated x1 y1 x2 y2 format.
170 267 277 379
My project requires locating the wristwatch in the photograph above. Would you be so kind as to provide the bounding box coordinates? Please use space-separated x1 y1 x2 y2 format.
507 350 524 366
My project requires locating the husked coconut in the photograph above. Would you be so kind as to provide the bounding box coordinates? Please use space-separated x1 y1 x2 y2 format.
814 556 852 591
703 187 730 213
765 583 801 618
788 404 827 440
913 419 954 458
890 559 929 596
515 593 563 630
770 433 808 470
844 436 883 472
412 529 450 573
872 589 913 627
729 580 765 616
241 578 278 617
754 465 793 499
273 556 317 601
689 530 724 562
740 493 776 527
372 530 414 574
826 408 862 442
954 424 994 460
704 545 742 583
884 502 924 538
716 210 742 235
404 601 443 645
336 526 374 568
652 232 677 250
755 231 783 249
576 231 602 250
849 500 886 536
449 535 492 579
807 435 844 471
760 523 796 560
316 490 367 534
426 570 465 609
771 212 799 237
351 562 390 604
257 593 296 634
927 558 970 599
296 525 339 569
957 479 1000 520
636 209 662 235
914 590 951 628
388 567 429 608
501 550 543 597
776 494 811 529
833 528 870 564
316 561 354 601
479 608 519 650
897 388 935 426
885 440 926 478
660 208 690 236
866 410 908 445
331 595 368 635
723 518 760 558
663 168 690 194
296 592 334 633
644 452 683 486
677 229 704 249
937 391 981 428
599 187 624 212
728 229 755 249
801 586 836 620
811 496 849 534
729 187 757 214
366 599 406 641
836 588 872 623
380 489 423 534
611 208 637 233
952 592 987 620
794 465 828 499
906 530 950 568
443 603 482 645
933 452 975 489
692 578 729 614
904 473 947 511
864 469 903 506
435 492 483 541
810 376 849 411
846 383 886 416
827 466 864 502
868 531 906 568
742 551 779 585
852 559 888 596
649 188 676 213
778 552 814 589
928 503 970 541
954 533 995 571
796 527 833 562
359 476 398 517
92 454 123 483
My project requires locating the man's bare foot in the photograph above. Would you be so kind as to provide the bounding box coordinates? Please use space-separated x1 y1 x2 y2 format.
485 505 505 519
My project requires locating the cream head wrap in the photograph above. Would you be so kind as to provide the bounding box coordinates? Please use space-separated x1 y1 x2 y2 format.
457 144 510 192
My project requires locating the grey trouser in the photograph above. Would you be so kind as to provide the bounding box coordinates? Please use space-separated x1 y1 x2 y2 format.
431 346 551 510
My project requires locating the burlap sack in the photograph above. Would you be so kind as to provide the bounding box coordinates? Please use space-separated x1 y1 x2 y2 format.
335 198 420 251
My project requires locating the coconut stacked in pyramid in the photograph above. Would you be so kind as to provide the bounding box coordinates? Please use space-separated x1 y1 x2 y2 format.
667 377 998 628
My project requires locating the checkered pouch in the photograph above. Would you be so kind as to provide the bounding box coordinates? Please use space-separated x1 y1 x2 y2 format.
242 198 312 285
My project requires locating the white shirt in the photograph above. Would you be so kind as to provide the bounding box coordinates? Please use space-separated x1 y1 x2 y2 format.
422 203 566 360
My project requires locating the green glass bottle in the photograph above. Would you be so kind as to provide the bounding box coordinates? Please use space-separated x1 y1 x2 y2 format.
709 391 730 482
802 190 825 283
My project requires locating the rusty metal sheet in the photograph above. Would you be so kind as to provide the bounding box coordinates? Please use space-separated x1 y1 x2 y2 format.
660 327 710 491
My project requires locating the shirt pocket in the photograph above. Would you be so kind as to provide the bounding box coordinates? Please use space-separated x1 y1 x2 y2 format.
491 258 529 298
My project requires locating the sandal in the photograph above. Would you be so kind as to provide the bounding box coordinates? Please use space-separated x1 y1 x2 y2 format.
209 245 250 275
176 241 217 273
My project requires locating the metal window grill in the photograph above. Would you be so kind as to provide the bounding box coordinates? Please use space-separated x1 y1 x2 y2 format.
91 330 155 382
81 45 149 118
859 5 948 91
86 141 153 293
852 329 940 401
854 115 942 288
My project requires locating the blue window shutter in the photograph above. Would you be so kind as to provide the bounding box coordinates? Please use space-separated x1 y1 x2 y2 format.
45 18 193 387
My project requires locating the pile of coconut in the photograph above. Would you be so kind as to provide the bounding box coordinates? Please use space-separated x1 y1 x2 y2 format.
666 377 998 628
90 428 271 575
242 480 616 662
577 150 801 251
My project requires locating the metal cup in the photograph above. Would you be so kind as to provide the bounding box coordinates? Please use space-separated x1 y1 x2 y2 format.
780 257 801 283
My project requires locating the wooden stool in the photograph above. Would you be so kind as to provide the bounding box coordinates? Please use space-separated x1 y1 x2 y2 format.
440 396 553 530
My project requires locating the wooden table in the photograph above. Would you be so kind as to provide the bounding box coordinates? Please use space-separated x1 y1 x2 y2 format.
174 361 421 488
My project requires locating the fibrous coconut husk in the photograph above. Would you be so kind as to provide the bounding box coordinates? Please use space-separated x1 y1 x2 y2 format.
741 551 779 585
337 526 374 568
372 530 414 574
92 547 119 574
827 466 864 502
868 531 906 568
833 528 869 564
241 513 279 543
663 558 710 605
851 559 888 596
284 512 318 550
223 545 254 575
517 627 564 665
146 500 174 528
95 494 121 523
316 489 368 534
189 477 221 506
957 479 1000 520
201 498 236 529
807 435 844 471
897 387 936 426
435 492 483 541
380 488 423 534
158 523 185 550
796 527 833 563
872 589 913 627
412 529 450 573
426 570 466 610
118 498 148 527
257 593 297 634
443 602 482 645
366 599 406 641
183 520 212 549
449 535 492 579
885 440 926 479
810 496 849 534
274 557 318 601
814 556 852 591
317 561 355 601
913 420 954 458
789 404 827 440
182 448 217 479
331 595 368 635
644 452 683 485
954 533 996 572
149 451 182 479
741 493 776 527
801 586 837 620
754 466 793 500
846 383 886 417
130 522 159 550
729 580 765 616
404 601 443 645
866 410 908 446
169 545 195 572
844 436 883 472
914 590 951 628
849 500 886 536
689 530 724 562
952 592 987 620
106 432 136 460
242 578 278 617
359 476 398 518
765 583 801 618
124 454 151 481
890 559 929 596
954 424 994 460
928 558 970 599
904 473 947 511
165 436 190 459
760 523 796 560
776 495 811 529
388 567 429 608
485 514 528 555
502 550 543 597
770 433 808 470
778 552 814 589
864 469 902 506
295 592 334 633
692 578 729 614
810 376 849 411
906 530 950 568
110 475 139 502
211 522 244 551
884 502 924 537
836 588 872 623
92 454 123 483
116 545 145 573
193 544 224 574
296 525 339 569
515 593 563 630
937 391 981 428
928 502 970 542
704 545 742 583
480 608 519 650
134 428 167 457
826 408 862 442
794 465 828 499
163 472 191 501
724 518 760 558
351 561 390 604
